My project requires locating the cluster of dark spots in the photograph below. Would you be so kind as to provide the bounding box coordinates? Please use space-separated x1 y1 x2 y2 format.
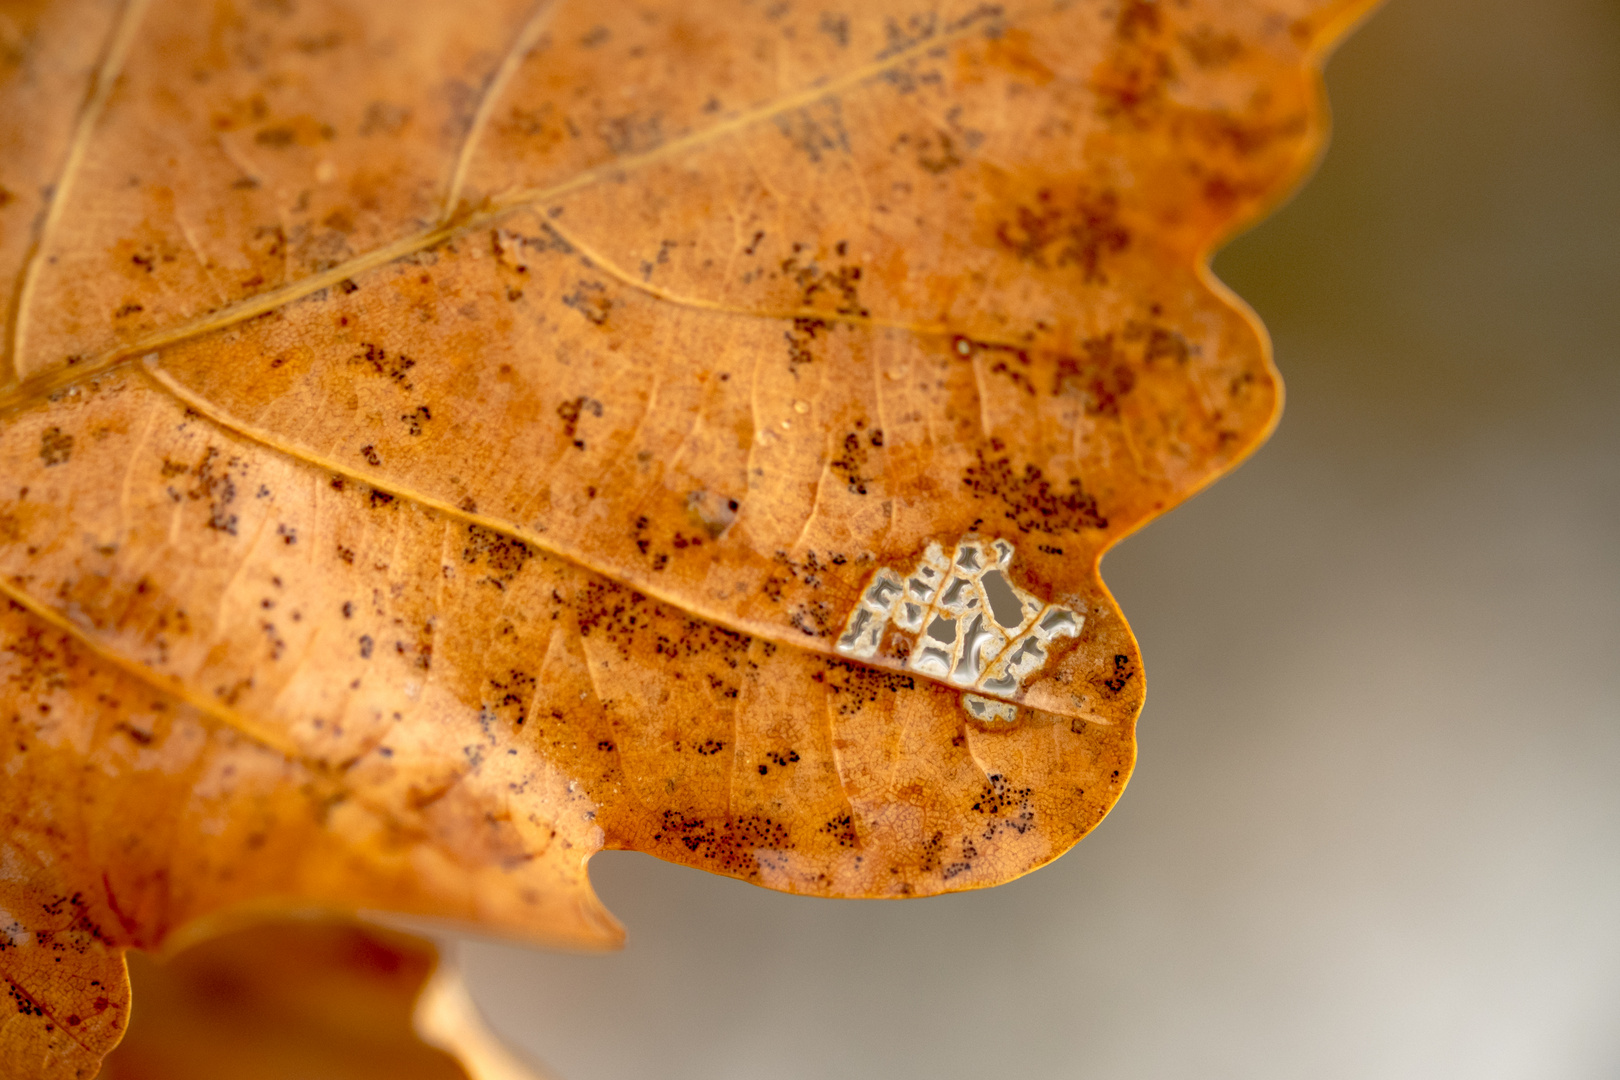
774 98 850 165
830 418 884 495
693 739 725 756
276 523 297 545
562 280 612 324
13 894 115 972
393 619 434 671
995 188 1129 283
483 668 537 725
971 772 1036 836
789 600 833 639
574 580 661 658
1053 335 1136 417
772 549 834 590
556 395 603 448
821 812 858 847
1102 653 1134 693
638 238 679 282
461 524 532 590
214 676 254 706
1038 544 1064 556
359 444 381 466
879 627 914 664
113 302 144 319
368 489 395 509
349 343 415 389
643 620 756 701
336 546 355 565
182 447 245 534
918 830 945 873
1 616 74 697
781 245 867 316
783 317 826 376
128 242 178 274
38 427 73 467
876 11 938 58
358 635 374 659
757 748 801 775
879 63 946 97
400 405 432 435
764 547 828 603
822 657 917 715
963 439 1107 535
652 811 792 876
7 983 45 1017
260 618 287 661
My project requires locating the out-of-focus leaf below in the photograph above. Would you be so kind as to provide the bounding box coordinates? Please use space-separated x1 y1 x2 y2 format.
102 920 546 1080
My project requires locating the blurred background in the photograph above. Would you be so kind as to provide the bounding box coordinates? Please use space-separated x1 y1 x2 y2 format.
454 0 1620 1075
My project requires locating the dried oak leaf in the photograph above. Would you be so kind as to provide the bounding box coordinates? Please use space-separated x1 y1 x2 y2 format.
0 0 1370 1076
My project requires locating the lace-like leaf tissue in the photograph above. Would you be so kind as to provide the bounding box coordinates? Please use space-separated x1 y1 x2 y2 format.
836 537 1080 724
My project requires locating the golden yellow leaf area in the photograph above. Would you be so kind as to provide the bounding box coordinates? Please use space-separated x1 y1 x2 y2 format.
0 0 1371 1075
103 920 544 1080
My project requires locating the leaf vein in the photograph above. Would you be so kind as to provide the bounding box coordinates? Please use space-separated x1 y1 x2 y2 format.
0 2 1011 414
4 0 156 385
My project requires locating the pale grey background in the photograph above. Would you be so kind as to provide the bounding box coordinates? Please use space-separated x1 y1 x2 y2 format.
454 0 1620 1076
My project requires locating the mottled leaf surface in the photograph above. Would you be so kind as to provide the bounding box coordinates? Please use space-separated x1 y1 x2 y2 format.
0 0 1368 1075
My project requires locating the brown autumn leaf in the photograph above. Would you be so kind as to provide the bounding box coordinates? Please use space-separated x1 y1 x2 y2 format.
103 919 546 1080
0 0 1371 1075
